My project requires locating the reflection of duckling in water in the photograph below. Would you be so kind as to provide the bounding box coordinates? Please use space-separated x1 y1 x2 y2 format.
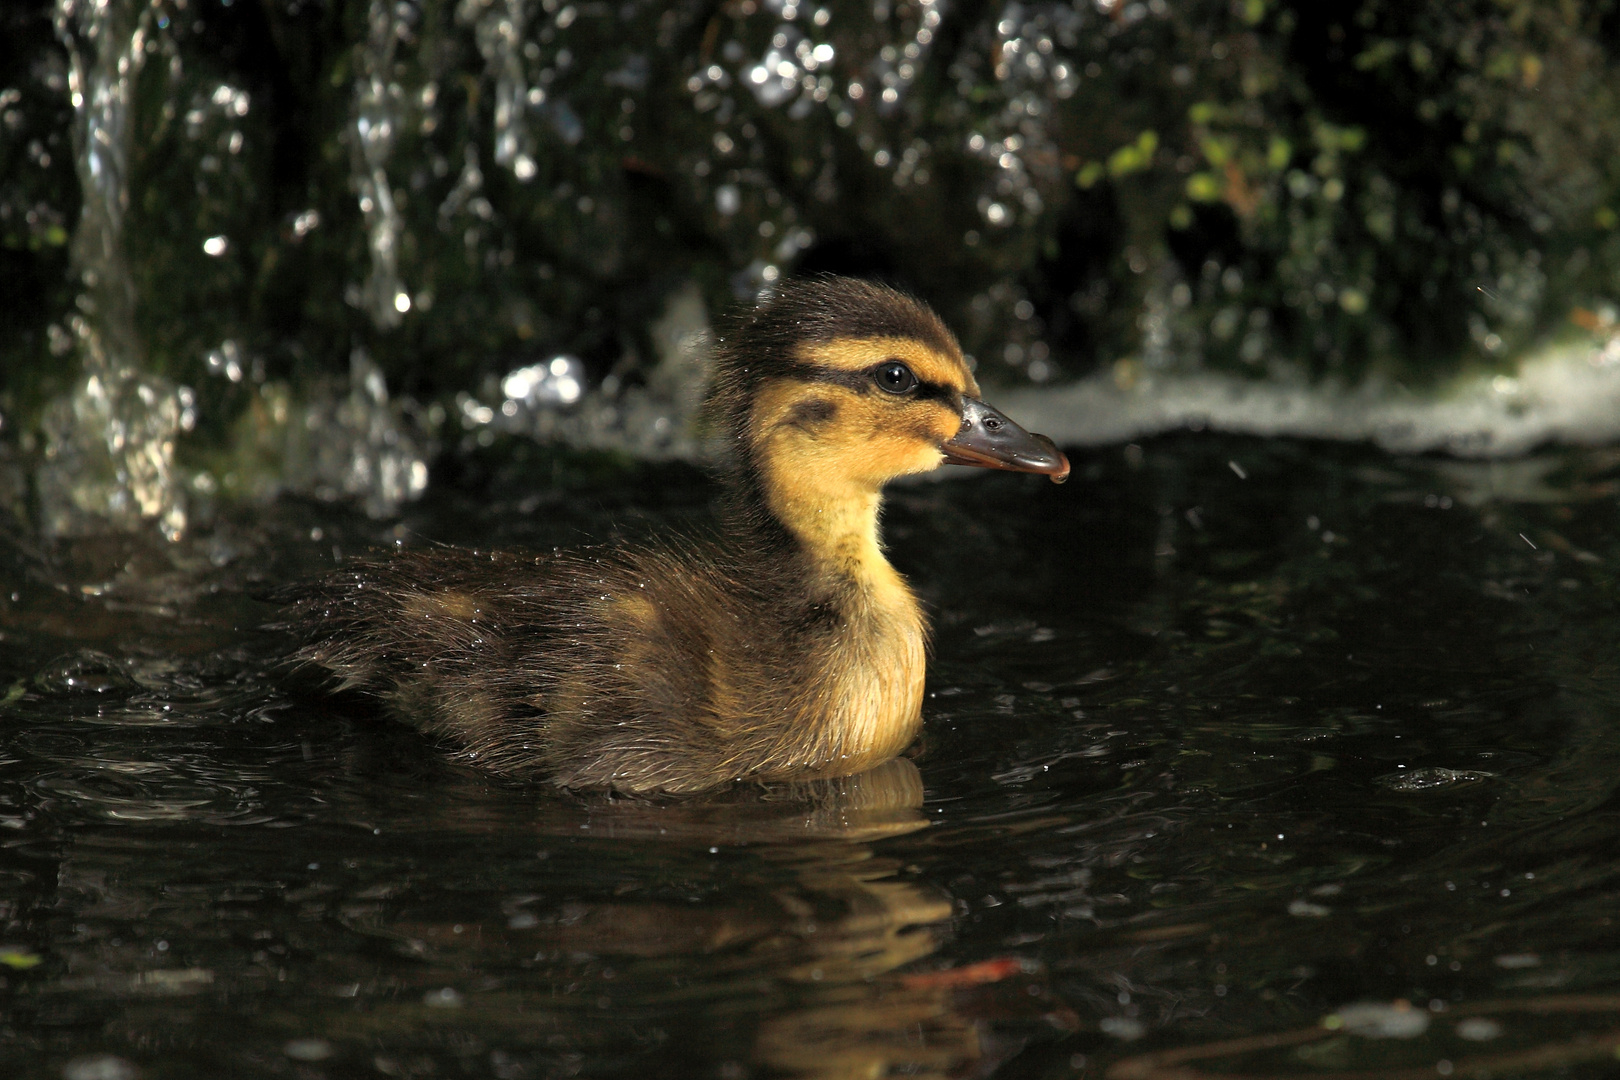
285 277 1068 793
372 761 981 1079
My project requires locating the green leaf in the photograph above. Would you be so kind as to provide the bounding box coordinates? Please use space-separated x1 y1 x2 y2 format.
0 949 43 970
1267 136 1292 171
1107 131 1159 178
1186 172 1223 202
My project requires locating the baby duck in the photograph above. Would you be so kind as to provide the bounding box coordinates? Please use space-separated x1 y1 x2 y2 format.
284 277 1068 794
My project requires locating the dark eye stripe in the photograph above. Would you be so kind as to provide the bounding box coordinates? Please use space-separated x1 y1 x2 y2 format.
909 380 957 404
786 362 958 404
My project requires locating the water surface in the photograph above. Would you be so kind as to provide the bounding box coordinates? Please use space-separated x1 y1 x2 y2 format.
3 434 1620 1079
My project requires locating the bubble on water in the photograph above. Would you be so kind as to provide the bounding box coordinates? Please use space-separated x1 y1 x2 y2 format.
35 650 141 696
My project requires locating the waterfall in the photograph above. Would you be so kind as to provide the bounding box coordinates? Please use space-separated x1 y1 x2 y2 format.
350 0 413 329
41 0 192 540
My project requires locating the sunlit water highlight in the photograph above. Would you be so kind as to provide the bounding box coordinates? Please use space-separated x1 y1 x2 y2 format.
1011 331 1620 457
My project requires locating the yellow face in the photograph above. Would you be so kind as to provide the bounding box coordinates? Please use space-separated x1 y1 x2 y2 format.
747 335 980 497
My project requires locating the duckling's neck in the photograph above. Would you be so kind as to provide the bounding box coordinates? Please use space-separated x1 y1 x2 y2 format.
732 447 928 779
753 461 910 606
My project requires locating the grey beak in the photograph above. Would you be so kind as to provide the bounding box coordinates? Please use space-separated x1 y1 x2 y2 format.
941 397 1070 483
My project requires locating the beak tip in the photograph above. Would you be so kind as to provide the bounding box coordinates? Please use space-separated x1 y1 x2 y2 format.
1031 434 1070 484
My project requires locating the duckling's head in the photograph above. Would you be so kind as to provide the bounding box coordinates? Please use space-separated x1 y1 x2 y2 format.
708 277 1068 530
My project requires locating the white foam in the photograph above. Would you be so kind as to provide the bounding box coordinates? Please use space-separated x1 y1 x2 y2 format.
1002 333 1620 458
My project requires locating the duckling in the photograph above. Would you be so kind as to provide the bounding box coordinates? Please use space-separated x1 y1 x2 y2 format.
283 277 1068 794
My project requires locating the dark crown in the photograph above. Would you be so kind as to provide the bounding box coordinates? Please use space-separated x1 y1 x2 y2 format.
705 276 960 442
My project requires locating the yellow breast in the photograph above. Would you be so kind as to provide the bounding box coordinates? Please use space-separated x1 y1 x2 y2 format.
807 557 928 778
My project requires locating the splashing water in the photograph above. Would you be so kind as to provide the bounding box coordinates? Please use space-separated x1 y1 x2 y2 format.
10 0 1620 543
462 0 542 180
350 0 412 329
53 0 145 370
44 0 193 540
35 371 195 541
461 281 712 460
280 350 431 519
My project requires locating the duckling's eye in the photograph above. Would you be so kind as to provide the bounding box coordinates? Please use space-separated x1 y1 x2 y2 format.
873 361 917 395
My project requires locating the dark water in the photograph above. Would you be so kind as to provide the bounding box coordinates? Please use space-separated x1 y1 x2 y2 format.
3 435 1620 1079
